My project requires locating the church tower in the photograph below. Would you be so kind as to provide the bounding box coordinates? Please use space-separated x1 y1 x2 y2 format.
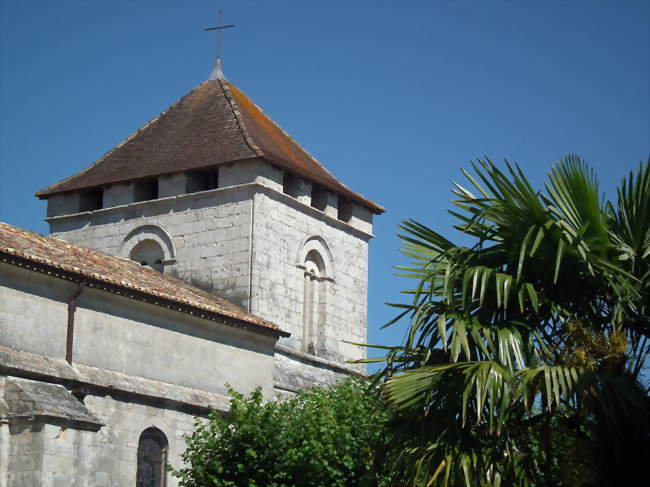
36 67 384 392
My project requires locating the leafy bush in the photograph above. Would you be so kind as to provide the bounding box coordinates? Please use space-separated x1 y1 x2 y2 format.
172 377 391 487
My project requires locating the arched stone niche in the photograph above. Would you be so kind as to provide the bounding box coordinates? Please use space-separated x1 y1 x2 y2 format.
121 224 176 273
296 236 334 356
295 235 334 282
130 240 165 272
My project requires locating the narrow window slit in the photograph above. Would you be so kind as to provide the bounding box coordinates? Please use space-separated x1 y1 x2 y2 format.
134 179 159 202
79 188 103 212
283 172 300 197
311 185 327 211
337 196 353 222
186 168 219 193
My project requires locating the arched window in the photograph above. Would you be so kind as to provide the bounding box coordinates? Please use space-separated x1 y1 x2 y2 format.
130 240 165 272
121 224 176 273
303 249 326 355
136 427 168 487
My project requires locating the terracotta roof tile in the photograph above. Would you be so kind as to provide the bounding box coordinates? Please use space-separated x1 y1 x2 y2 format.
36 80 384 214
0 222 288 337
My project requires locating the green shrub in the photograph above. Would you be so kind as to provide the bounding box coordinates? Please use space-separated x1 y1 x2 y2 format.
172 377 391 487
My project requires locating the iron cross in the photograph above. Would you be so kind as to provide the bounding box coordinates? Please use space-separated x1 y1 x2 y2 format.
205 11 235 60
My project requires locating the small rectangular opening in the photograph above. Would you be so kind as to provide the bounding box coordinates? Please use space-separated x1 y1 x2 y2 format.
311 185 327 211
283 172 299 197
79 188 103 212
186 168 219 193
337 196 353 222
134 178 159 202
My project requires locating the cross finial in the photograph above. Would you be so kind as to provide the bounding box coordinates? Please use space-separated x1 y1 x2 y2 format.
205 11 235 80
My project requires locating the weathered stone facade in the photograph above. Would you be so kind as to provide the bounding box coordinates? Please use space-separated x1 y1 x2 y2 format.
46 159 374 392
0 263 277 399
1 375 204 487
1 73 383 486
0 261 272 487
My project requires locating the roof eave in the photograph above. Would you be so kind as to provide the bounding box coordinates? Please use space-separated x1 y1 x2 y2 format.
34 156 265 199
257 155 385 214
0 249 290 338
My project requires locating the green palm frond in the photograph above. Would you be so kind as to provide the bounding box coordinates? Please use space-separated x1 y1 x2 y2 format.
371 155 650 486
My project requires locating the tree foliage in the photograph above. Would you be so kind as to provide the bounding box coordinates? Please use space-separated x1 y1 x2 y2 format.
369 156 650 486
172 377 391 487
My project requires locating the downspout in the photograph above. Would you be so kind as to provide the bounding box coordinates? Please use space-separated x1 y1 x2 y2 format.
247 192 255 312
0 414 8 487
65 284 83 364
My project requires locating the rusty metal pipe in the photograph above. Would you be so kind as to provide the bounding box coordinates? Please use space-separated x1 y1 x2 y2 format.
65 284 83 364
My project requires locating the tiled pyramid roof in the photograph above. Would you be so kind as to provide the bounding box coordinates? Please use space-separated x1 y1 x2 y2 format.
0 222 288 337
36 79 384 214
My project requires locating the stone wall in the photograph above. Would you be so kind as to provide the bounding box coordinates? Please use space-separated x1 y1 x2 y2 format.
0 265 69 361
273 346 363 393
0 375 102 487
78 393 196 487
47 185 254 309
1 384 198 487
44 159 375 389
251 188 370 369
0 263 277 399
1 417 49 486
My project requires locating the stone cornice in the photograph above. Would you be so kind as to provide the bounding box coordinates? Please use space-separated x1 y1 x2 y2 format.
0 346 231 414
274 344 366 377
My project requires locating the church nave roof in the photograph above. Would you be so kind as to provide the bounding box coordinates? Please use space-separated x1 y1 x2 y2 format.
0 222 288 337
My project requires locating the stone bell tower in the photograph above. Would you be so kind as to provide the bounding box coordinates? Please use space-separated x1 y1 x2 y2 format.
36 66 384 393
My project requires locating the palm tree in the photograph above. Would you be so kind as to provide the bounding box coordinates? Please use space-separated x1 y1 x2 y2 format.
370 156 649 486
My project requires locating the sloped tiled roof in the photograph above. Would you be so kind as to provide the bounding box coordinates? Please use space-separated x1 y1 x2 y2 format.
36 79 384 214
0 222 288 337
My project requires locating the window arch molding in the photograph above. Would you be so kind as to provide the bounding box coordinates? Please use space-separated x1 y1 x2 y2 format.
120 224 176 265
296 236 334 356
295 235 334 282
136 426 168 487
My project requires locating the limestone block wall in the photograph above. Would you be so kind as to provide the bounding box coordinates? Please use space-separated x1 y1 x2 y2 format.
0 263 277 399
103 182 134 208
1 419 63 486
47 186 255 309
42 159 377 390
0 264 69 360
79 394 196 487
250 188 370 368
273 347 361 393
46 192 81 218
1 419 101 487
72 290 277 398
0 394 196 487
220 160 283 192
0 263 71 358
35 422 102 487
159 173 188 198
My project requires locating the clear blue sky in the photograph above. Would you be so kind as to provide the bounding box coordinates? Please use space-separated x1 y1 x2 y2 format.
1 1 648 359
